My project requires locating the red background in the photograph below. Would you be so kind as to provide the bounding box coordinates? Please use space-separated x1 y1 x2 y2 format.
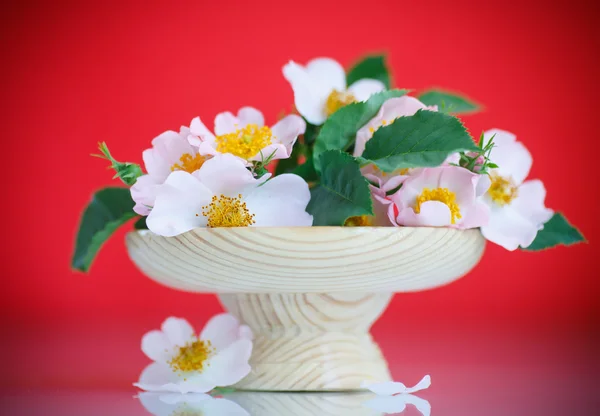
1 0 597 394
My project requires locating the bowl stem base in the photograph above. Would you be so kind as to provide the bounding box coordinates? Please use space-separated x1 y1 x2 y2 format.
218 292 393 391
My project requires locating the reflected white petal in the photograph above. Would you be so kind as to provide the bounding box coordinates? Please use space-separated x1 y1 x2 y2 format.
364 394 431 416
361 375 431 395
138 393 248 416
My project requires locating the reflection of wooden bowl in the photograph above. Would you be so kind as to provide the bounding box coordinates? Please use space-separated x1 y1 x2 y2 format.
126 227 485 391
226 391 381 416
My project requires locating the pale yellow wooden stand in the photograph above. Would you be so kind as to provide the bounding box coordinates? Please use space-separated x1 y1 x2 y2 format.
126 227 485 391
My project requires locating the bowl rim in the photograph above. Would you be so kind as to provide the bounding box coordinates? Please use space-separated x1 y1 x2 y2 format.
125 226 486 293
128 225 478 236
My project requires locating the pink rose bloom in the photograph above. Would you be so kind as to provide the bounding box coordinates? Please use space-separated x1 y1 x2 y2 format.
130 122 208 215
388 166 489 229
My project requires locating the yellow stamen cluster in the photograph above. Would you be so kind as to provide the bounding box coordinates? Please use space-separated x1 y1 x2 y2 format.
415 187 462 224
488 174 518 206
202 194 256 228
344 215 373 227
168 338 214 374
325 89 357 115
369 119 393 135
171 411 199 416
215 124 273 160
372 165 410 177
171 153 206 173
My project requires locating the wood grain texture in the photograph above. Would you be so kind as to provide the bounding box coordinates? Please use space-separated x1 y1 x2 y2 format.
226 391 380 415
125 226 485 391
125 227 485 293
219 293 393 391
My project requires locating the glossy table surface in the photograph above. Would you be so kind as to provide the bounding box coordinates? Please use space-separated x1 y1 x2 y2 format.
1 379 596 416
2 307 597 416
2 334 597 416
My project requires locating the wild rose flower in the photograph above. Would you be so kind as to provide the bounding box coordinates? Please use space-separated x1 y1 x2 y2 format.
479 129 553 250
146 154 313 237
135 314 253 394
388 166 489 228
130 122 208 215
188 107 305 165
283 57 386 125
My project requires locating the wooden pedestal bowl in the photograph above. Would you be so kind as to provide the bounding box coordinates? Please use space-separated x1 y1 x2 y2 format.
126 227 485 391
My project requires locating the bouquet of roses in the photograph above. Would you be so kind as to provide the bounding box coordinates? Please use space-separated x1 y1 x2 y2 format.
72 54 584 272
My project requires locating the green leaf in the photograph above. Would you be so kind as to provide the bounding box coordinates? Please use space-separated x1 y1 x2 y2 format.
346 55 391 89
303 121 320 146
253 165 269 179
276 141 319 182
417 89 481 114
134 216 148 230
361 109 479 172
522 213 586 251
313 89 408 172
306 151 373 225
292 152 319 182
275 143 304 176
275 122 319 177
72 187 137 272
93 142 143 186
212 387 238 395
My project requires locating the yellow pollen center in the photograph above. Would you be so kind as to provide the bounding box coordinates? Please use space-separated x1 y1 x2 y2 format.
372 165 410 177
488 174 518 206
344 215 373 226
369 119 396 136
168 338 214 374
415 187 462 224
325 89 357 115
215 124 273 160
202 194 256 227
172 411 201 416
171 153 206 173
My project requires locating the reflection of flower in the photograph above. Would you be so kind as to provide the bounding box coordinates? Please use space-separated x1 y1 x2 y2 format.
363 394 431 416
283 57 386 125
362 374 431 395
362 375 432 416
188 107 305 164
138 393 249 416
134 314 253 394
146 154 313 237
479 129 553 250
